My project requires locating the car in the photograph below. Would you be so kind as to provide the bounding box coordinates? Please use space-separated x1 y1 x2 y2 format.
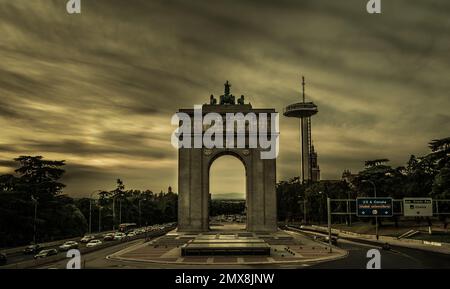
23 244 41 254
0 253 7 266
103 233 115 241
59 241 79 251
325 236 338 245
127 232 136 237
382 242 391 251
86 240 102 248
114 233 126 241
80 235 96 243
34 249 58 259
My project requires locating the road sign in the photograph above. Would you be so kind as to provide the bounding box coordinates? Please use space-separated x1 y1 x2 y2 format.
403 198 433 217
356 198 393 217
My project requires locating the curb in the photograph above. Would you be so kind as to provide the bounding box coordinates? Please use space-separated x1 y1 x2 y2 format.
308 225 450 255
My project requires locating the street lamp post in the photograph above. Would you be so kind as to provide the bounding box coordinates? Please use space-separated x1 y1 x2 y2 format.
98 206 102 233
347 191 352 227
31 195 38 244
327 197 332 253
89 190 102 235
362 180 378 240
112 194 122 231
119 200 122 224
112 195 117 231
318 191 325 224
138 199 142 227
138 198 149 227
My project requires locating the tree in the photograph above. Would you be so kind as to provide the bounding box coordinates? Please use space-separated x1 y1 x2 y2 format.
13 156 65 201
276 177 303 222
432 165 450 228
365 159 390 168
404 155 434 197
0 156 88 247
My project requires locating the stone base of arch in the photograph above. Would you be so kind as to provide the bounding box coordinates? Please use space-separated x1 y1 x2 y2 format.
177 147 277 232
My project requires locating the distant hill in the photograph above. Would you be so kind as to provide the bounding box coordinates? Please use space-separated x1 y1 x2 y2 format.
211 193 245 200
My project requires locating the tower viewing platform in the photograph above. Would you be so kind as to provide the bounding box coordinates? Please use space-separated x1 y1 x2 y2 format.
283 101 318 118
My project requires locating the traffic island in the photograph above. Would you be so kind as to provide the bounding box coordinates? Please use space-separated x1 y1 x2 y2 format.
107 228 348 267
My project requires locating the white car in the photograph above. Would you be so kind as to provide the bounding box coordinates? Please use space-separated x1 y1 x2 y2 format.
59 241 79 251
114 233 126 240
86 240 102 248
80 235 95 243
127 232 136 237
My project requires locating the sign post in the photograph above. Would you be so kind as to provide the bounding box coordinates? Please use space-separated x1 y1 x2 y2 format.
327 197 332 253
403 198 433 217
357 197 393 240
404 197 433 234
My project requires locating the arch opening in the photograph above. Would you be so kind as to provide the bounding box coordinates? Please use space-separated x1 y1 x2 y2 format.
208 154 247 231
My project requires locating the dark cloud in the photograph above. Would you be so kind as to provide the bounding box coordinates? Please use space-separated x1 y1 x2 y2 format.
0 0 449 196
18 138 173 160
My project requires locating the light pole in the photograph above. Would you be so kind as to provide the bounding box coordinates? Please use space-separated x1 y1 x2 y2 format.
327 197 332 253
112 194 117 231
98 205 102 233
138 198 149 227
138 199 142 227
347 191 352 227
89 190 102 235
318 191 325 224
303 196 307 225
362 180 378 240
119 199 122 224
31 195 38 244
112 194 122 231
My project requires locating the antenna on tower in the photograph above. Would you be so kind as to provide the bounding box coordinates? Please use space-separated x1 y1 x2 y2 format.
302 76 306 103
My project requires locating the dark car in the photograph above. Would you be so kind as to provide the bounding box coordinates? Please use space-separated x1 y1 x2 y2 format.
325 235 338 245
0 253 7 266
34 249 58 259
23 244 41 254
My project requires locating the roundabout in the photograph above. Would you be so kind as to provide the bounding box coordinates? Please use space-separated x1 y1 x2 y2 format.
106 224 348 267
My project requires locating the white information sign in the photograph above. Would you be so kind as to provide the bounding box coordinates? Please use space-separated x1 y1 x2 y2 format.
403 198 433 217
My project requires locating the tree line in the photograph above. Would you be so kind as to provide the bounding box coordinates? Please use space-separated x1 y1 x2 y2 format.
276 137 450 226
0 156 177 248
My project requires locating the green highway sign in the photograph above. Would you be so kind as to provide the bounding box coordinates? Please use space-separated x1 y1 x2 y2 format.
356 198 393 217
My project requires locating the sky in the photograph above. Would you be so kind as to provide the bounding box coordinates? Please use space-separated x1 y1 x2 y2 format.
0 0 449 198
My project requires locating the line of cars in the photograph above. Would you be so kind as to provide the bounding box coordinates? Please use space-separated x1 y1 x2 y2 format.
30 226 161 258
0 223 176 264
21 241 79 259
16 231 130 260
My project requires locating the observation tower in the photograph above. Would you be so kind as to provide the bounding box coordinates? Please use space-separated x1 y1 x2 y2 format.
283 76 319 183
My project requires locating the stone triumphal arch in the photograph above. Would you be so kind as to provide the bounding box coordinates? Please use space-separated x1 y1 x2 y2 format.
176 82 277 232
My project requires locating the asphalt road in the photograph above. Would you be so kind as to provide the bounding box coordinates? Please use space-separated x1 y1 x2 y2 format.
0 226 439 269
5 243 85 265
32 236 450 269
38 239 146 269
1 226 174 268
309 238 450 269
